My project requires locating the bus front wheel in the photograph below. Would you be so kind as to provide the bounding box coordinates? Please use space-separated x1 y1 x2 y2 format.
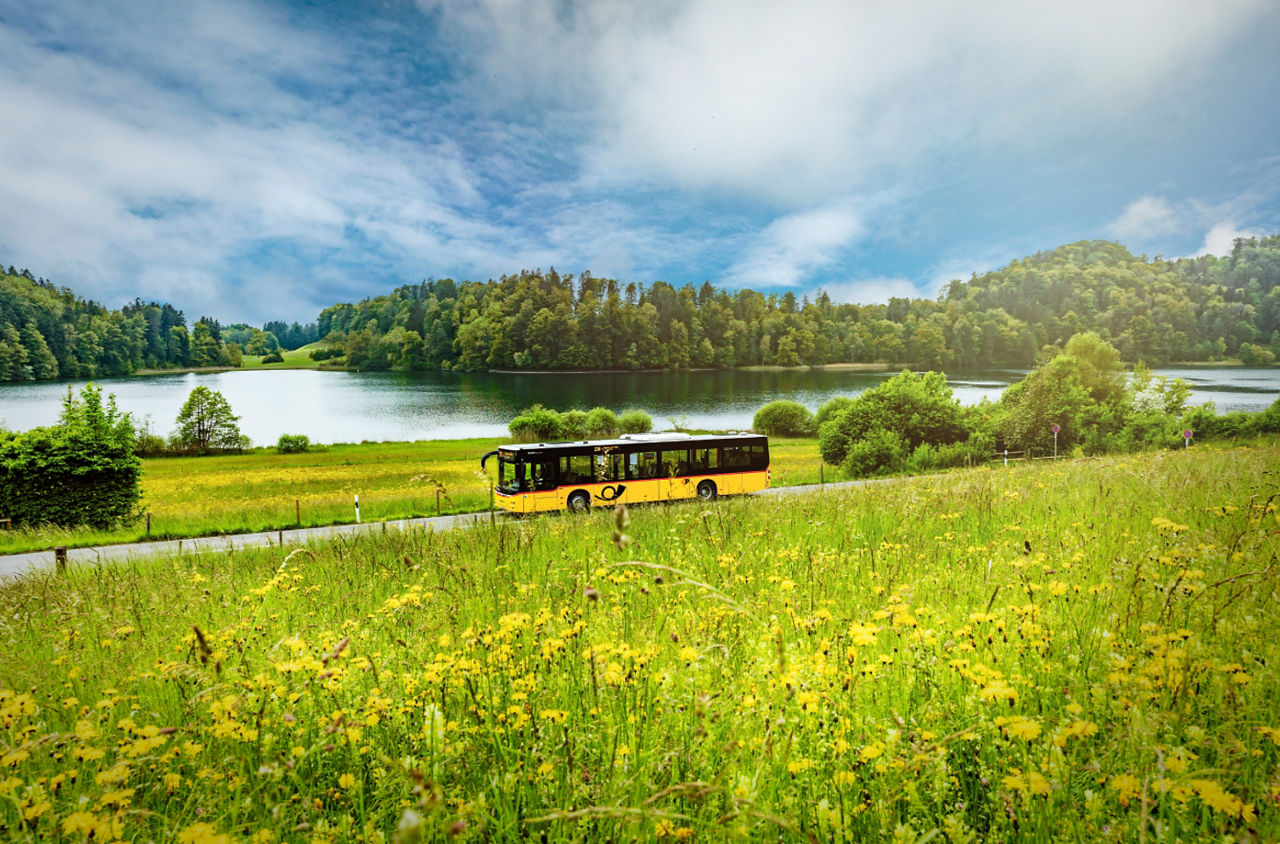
567 491 591 513
696 481 717 501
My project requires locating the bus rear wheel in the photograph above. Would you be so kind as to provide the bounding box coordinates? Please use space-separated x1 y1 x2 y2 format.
696 480 717 501
567 491 591 513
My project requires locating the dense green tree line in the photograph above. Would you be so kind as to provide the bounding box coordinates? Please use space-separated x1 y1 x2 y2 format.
6 234 1279 381
0 268 241 381
318 235 1280 372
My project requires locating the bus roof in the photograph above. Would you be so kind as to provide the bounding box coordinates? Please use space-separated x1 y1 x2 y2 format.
497 432 766 454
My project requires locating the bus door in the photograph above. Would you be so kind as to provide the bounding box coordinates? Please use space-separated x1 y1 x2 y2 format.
661 447 695 500
528 456 559 512
625 450 663 502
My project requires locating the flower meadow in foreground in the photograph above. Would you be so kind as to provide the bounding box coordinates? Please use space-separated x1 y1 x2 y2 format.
0 444 1277 841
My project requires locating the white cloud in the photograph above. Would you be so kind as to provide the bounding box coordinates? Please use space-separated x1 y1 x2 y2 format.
1186 222 1265 257
819 277 919 305
427 0 1275 205
723 203 862 287
1106 196 1184 242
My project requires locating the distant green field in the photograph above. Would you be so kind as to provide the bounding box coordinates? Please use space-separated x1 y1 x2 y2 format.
0 436 827 554
239 344 344 370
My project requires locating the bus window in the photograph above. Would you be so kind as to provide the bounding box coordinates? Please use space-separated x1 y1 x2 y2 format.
560 453 592 484
628 451 660 479
660 448 690 477
531 459 557 490
722 445 761 469
594 451 624 482
692 447 718 473
500 458 529 493
721 444 767 470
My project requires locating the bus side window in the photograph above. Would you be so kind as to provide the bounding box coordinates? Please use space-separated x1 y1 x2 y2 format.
722 446 748 469
693 447 718 473
661 448 689 477
531 460 555 490
634 451 658 479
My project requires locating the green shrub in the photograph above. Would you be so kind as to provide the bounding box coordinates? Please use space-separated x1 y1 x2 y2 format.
585 407 619 438
561 410 589 440
815 396 854 427
509 405 564 442
752 400 817 437
618 409 653 435
0 385 140 528
262 349 285 364
276 434 311 454
842 427 906 477
821 371 968 466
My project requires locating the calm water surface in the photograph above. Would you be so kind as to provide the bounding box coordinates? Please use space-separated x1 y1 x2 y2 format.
0 367 1276 445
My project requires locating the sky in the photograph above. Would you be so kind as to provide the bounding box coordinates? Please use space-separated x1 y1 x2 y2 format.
1 0 1278 327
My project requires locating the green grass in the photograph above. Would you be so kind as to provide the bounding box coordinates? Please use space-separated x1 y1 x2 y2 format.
0 437 827 554
0 443 1276 840
239 344 345 370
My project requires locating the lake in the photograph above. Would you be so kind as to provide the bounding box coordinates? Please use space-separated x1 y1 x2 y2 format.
1 367 1276 445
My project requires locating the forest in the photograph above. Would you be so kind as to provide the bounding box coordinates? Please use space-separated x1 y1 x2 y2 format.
0 268 316 381
2 235 1278 382
316 235 1280 371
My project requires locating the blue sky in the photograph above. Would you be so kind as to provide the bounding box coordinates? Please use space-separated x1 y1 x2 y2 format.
1 0 1278 326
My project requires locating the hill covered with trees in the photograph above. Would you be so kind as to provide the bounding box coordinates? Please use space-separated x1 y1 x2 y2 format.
318 235 1280 372
0 268 242 381
4 234 1278 382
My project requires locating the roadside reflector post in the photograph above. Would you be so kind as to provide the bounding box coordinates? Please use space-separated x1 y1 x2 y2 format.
1052 424 1060 459
354 494 361 524
1003 449 1008 466
55 546 67 574
146 513 151 536
296 498 301 526
436 488 441 516
820 463 824 485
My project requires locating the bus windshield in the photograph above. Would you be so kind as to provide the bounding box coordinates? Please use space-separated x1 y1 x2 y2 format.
497 453 527 494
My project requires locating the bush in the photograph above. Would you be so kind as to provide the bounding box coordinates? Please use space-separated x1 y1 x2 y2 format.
0 385 141 528
821 371 968 466
561 410 589 440
618 409 653 435
842 427 906 477
309 348 341 361
752 400 817 437
276 434 311 454
585 407 619 438
509 405 564 442
816 396 854 428
262 350 285 364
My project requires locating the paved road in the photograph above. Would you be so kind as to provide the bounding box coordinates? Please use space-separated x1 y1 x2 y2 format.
0 479 874 579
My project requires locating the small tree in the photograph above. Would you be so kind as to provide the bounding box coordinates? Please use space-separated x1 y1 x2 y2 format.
174 386 247 453
752 400 817 436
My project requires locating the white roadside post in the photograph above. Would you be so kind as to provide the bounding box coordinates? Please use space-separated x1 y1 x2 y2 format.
1052 424 1060 459
354 494 361 524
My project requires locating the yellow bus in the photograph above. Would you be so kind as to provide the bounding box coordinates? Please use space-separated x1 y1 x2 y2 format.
481 433 770 514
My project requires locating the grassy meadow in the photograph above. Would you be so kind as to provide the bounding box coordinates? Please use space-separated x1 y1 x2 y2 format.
0 443 1277 841
0 437 825 555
